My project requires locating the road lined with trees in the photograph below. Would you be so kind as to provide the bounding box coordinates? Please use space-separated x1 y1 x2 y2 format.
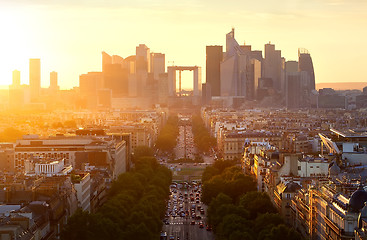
192 115 216 153
156 116 179 154
61 155 172 240
202 160 303 240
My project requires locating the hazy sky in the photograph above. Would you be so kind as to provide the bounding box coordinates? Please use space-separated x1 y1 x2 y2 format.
0 0 366 89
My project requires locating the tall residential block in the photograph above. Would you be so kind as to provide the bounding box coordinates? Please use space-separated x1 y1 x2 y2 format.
50 71 59 91
136 44 150 73
12 70 20 87
151 53 165 80
298 48 315 91
264 43 283 92
29 58 41 100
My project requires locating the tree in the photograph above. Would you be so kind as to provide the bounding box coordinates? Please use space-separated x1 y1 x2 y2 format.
262 224 303 240
201 166 256 204
254 213 284 234
64 120 77 128
133 146 154 162
216 214 253 240
239 192 277 219
156 115 179 153
207 193 233 227
60 209 94 240
229 231 254 240
62 157 171 240
192 115 216 152
0 127 25 142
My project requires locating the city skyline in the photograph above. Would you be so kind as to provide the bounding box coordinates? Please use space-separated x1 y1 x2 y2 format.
0 0 366 89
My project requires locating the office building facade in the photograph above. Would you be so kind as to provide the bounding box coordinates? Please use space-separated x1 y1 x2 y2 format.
206 46 223 96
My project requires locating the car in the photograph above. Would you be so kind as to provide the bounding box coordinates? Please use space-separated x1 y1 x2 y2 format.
195 215 201 220
199 222 204 228
169 236 175 240
206 225 212 231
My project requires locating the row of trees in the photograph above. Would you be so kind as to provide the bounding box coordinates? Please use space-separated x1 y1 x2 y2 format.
202 160 303 240
156 116 179 153
0 127 25 142
61 156 172 240
192 115 216 153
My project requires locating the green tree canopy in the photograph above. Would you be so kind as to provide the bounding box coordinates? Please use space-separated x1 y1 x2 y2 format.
61 157 172 240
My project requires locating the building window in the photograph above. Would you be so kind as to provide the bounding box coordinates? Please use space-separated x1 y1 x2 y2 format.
298 166 301 170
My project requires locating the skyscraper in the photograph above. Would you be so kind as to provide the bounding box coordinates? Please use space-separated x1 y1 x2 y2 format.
285 61 300 109
298 48 315 91
102 51 112 72
264 43 283 92
103 64 129 97
285 60 312 109
50 71 58 91
112 55 124 65
136 44 150 73
247 59 261 100
150 53 165 80
206 46 223 96
136 44 150 96
12 70 20 87
220 28 249 97
79 72 103 109
29 58 41 100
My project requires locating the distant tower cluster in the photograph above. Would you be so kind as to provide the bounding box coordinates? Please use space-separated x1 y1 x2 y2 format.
79 45 170 109
8 58 63 109
205 28 316 108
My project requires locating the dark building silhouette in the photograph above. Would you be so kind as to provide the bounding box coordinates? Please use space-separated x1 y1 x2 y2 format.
257 77 274 100
206 46 222 96
202 83 212 105
356 87 367 108
318 88 346 109
264 43 283 93
286 73 301 108
298 49 315 90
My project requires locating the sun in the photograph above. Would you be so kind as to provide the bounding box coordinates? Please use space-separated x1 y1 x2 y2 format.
0 8 34 86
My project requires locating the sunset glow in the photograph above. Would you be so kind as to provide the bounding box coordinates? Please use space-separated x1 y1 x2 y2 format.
0 0 366 89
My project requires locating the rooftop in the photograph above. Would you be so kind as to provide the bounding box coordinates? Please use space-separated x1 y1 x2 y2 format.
331 128 367 138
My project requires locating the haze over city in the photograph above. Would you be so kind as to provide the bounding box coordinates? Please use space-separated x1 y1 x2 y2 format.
2 1 367 240
1 0 367 89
